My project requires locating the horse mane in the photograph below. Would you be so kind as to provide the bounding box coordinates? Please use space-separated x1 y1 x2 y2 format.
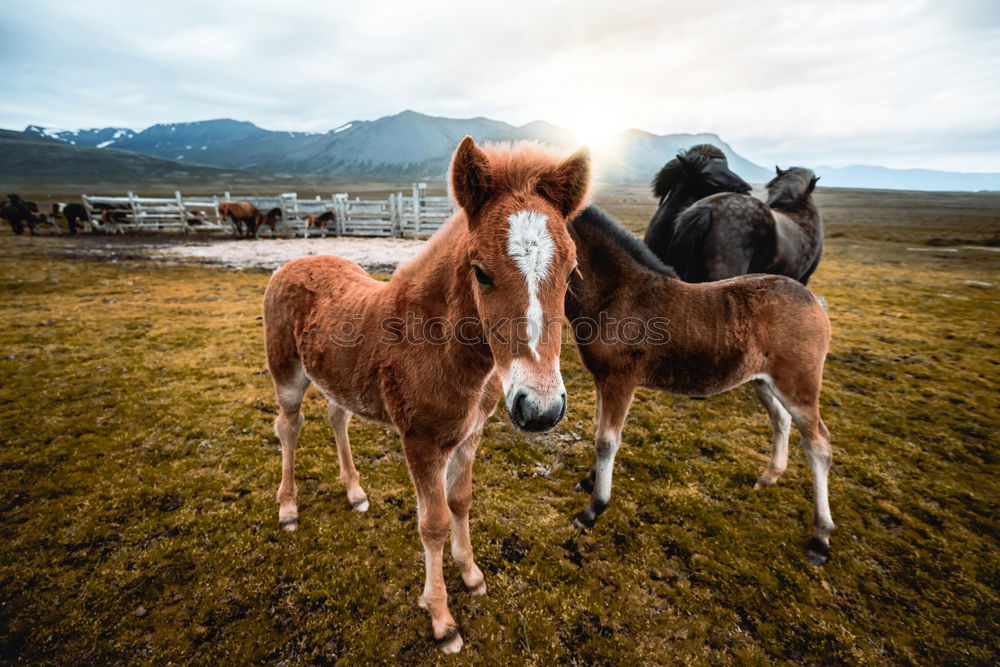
651 144 729 200
572 205 678 278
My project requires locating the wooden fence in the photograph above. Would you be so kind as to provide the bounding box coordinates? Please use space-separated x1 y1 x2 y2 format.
79 183 455 238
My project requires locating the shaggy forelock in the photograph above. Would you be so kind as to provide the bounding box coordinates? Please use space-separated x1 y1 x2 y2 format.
477 141 580 195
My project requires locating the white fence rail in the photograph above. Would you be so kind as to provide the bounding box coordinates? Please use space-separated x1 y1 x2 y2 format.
79 183 455 238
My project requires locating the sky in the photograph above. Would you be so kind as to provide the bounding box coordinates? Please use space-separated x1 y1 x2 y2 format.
1 0 998 171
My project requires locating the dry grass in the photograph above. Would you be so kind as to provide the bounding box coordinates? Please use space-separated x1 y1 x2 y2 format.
1 187 998 663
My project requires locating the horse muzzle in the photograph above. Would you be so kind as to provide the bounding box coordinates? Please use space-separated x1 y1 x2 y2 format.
508 388 567 433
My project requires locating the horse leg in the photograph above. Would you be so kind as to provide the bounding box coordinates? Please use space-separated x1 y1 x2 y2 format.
771 382 834 565
326 401 368 511
574 386 603 494
406 439 463 653
573 378 635 529
751 378 792 488
446 433 485 595
271 364 310 531
797 407 834 565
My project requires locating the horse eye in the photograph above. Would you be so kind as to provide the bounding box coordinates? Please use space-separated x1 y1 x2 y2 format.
472 265 493 288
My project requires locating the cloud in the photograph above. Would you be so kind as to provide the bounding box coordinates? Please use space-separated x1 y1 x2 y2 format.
0 0 998 170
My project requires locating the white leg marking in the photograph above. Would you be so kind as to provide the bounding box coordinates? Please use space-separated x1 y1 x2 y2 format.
592 431 621 506
807 448 834 535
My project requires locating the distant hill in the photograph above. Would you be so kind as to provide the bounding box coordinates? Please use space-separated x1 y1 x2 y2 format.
20 111 1000 191
813 164 1000 192
1 129 253 183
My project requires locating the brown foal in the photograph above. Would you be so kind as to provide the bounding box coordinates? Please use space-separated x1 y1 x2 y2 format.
262 137 590 652
566 206 835 565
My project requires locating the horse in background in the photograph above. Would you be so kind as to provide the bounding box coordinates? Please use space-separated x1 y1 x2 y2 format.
643 145 751 265
2 195 43 235
668 167 823 284
255 207 283 237
89 202 130 232
53 202 88 234
218 201 258 238
263 137 590 653
566 205 834 565
304 210 336 237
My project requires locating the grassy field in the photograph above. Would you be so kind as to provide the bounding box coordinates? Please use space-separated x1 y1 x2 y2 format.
1 186 998 663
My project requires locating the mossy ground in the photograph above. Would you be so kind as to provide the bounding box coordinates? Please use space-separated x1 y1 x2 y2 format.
1 187 998 664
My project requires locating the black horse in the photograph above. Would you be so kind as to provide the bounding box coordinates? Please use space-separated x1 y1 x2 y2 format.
643 144 752 265
666 167 823 285
1 195 42 235
53 202 89 234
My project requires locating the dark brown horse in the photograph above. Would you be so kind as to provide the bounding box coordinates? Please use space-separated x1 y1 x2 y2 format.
218 201 258 238
666 167 823 285
566 205 834 565
643 145 751 264
255 207 282 237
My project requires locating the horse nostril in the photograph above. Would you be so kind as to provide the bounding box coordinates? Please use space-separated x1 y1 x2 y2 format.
511 390 527 426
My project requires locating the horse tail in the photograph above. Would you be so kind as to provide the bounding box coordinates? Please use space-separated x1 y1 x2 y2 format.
666 204 715 281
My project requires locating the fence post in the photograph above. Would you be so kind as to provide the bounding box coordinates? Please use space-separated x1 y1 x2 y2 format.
81 194 97 232
128 191 139 231
412 183 421 236
176 190 192 233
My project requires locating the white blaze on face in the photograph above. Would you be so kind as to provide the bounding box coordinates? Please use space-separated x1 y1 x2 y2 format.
506 210 554 359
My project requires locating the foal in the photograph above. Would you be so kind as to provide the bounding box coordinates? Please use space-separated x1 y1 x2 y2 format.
303 210 335 237
566 206 834 564
263 137 590 653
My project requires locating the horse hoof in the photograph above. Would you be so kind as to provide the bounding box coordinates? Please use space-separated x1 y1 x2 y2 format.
574 477 594 494
436 628 463 654
573 511 595 531
467 580 487 596
805 538 829 565
351 497 370 512
754 476 776 490
280 520 298 532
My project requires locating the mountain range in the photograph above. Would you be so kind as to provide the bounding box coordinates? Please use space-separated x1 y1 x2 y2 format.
0 129 249 183
15 111 1000 191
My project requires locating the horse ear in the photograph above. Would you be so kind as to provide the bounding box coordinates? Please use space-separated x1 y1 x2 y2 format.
676 153 691 169
807 175 820 194
537 146 591 219
775 166 786 177
450 136 493 222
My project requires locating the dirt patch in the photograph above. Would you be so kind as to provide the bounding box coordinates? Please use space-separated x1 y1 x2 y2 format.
15 233 428 273
157 237 427 272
